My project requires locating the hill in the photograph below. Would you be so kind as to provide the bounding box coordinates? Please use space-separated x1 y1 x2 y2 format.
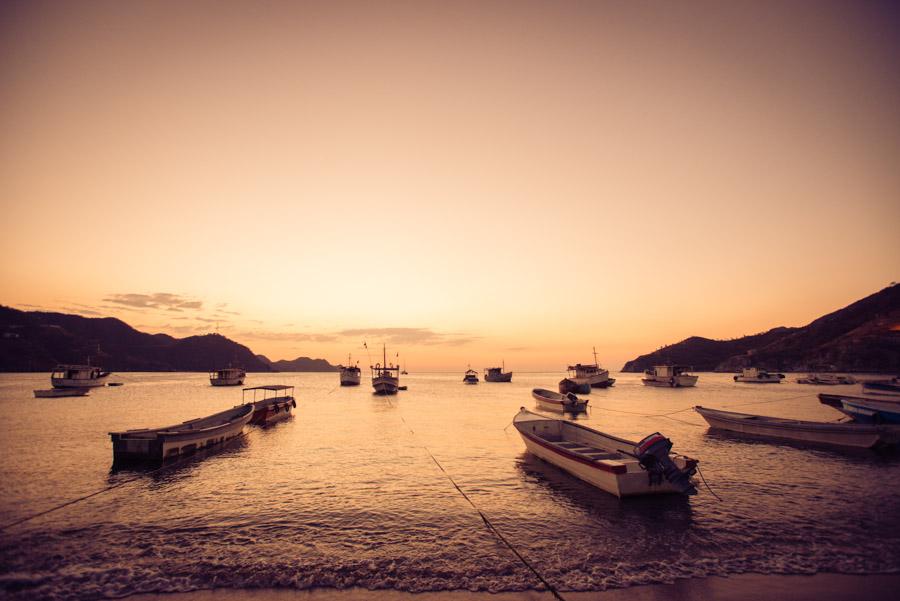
0 306 275 372
622 284 900 373
268 356 340 372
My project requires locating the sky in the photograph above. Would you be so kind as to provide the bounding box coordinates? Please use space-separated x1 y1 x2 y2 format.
1 1 898 371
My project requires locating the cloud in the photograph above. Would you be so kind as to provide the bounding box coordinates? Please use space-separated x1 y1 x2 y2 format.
61 306 103 316
338 327 477 347
505 346 530 352
103 293 203 312
239 331 339 343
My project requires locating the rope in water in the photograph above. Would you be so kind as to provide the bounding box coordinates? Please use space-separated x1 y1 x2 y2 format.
386 397 569 601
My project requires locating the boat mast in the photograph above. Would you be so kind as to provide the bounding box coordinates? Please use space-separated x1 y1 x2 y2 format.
593 346 598 367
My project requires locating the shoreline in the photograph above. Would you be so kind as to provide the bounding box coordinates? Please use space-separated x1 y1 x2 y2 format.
126 573 900 601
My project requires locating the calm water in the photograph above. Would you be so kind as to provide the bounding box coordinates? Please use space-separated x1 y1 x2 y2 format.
2 372 900 599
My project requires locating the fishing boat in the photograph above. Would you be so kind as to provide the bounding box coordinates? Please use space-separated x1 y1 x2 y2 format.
512 408 697 497
50 364 110 388
558 378 591 395
824 396 900 425
371 345 400 395
209 367 246 387
819 393 900 409
734 367 785 383
463 367 479 384
243 385 296 426
531 388 588 413
642 365 698 387
484 362 512 382
339 354 361 386
694 405 900 449
34 387 91 398
109 403 254 463
566 347 613 389
862 378 900 396
797 374 857 385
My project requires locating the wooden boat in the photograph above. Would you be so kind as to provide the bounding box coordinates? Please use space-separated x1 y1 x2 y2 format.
734 367 784 383
819 393 900 409
484 362 512 382
339 354 361 386
34 387 91 398
826 397 900 425
51 364 110 388
109 403 254 463
532 388 588 413
463 367 479 384
797 374 856 385
243 385 296 426
642 365 698 387
371 345 400 395
209 367 245 387
513 408 697 497
559 378 591 395
862 378 900 396
566 347 613 389
695 405 900 449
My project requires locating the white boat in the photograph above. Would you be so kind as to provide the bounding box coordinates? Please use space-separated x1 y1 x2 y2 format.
734 367 785 383
484 362 512 382
243 385 296 426
209 367 246 387
513 408 697 497
339 354 362 386
34 387 91 398
797 374 857 385
371 345 400 395
109 403 254 463
51 364 110 388
566 347 613 389
642 365 698 387
463 367 479 384
695 405 900 449
531 388 588 413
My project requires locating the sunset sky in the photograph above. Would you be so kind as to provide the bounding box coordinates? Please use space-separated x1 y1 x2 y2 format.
1 1 898 370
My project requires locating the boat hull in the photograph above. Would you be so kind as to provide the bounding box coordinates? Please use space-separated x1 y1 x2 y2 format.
34 388 91 398
695 406 895 449
373 377 399 395
559 379 591 395
250 396 295 426
484 372 513 382
642 375 698 387
110 404 254 463
51 375 108 389
210 377 245 386
835 398 900 424
340 371 361 386
532 389 588 413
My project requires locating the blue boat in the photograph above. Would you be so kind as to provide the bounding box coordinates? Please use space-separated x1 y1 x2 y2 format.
834 397 900 424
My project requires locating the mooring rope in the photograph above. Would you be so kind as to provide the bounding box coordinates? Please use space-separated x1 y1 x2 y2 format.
385 397 569 601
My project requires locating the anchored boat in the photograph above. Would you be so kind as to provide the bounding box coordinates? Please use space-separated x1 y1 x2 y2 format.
209 367 246 387
797 374 857 385
695 405 900 449
558 378 591 395
34 387 91 398
109 403 254 463
822 396 900 425
371 345 400 395
642 365 698 388
734 367 785 383
244 385 296 426
339 354 362 386
512 408 697 497
862 378 900 396
463 367 479 384
51 364 110 388
566 347 614 389
484 362 512 382
531 388 588 413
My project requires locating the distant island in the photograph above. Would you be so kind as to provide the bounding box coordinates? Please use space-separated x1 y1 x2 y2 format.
0 306 338 373
622 283 900 373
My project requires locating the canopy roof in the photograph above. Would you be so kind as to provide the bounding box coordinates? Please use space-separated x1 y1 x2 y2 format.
243 385 294 391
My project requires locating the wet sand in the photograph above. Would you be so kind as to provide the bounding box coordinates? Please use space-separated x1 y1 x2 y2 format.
127 573 900 601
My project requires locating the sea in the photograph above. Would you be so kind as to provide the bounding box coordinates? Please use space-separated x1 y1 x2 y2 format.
1 372 900 600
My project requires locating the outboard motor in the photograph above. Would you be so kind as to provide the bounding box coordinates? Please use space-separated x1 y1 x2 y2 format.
634 433 697 494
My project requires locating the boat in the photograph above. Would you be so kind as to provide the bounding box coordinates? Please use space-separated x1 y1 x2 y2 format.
862 377 900 396
339 354 362 386
484 362 512 382
243 385 296 425
401 361 408 375
531 388 588 413
109 403 254 463
34 387 91 398
734 367 785 383
694 405 900 449
463 367 479 384
209 367 246 387
50 364 110 388
566 347 613 389
819 393 900 409
512 408 697 497
797 374 857 385
823 396 900 425
642 365 698 387
558 378 591 395
371 345 400 395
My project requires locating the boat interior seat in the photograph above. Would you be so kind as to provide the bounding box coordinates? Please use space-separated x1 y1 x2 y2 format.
583 452 622 460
